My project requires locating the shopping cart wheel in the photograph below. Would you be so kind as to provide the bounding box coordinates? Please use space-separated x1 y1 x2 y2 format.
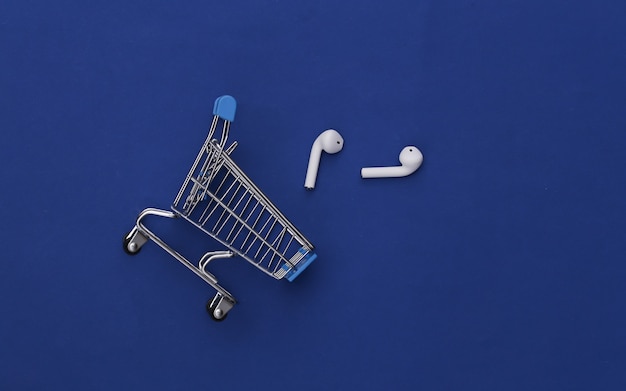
206 300 228 322
123 234 141 255
123 227 148 255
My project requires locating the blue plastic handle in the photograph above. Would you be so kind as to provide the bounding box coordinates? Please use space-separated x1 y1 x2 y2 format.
213 95 237 122
212 96 222 116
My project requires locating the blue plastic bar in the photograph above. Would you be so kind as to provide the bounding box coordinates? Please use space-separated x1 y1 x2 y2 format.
284 248 317 282
213 95 237 122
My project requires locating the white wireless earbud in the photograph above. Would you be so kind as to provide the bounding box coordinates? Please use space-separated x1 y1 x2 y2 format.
304 129 344 189
361 146 423 179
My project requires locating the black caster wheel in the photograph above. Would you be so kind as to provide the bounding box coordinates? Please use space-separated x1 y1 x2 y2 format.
123 233 142 255
206 300 228 322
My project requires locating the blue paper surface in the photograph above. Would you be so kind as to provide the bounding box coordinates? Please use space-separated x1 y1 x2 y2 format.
1 0 625 390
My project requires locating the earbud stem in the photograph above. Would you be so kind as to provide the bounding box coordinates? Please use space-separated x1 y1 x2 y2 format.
304 146 322 189
361 166 414 179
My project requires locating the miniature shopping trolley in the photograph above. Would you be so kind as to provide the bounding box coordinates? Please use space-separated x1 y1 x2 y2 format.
123 95 317 322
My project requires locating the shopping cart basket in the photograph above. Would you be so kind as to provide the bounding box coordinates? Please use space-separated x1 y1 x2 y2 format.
123 95 317 321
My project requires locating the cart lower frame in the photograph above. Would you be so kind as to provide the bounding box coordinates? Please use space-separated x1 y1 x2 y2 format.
124 208 236 321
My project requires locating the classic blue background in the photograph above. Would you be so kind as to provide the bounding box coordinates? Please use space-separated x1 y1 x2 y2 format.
1 1 625 390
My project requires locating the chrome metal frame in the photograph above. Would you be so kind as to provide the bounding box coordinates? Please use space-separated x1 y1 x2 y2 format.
123 100 316 321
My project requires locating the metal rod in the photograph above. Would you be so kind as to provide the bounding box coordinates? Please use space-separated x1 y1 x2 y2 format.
135 208 236 301
173 116 219 207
